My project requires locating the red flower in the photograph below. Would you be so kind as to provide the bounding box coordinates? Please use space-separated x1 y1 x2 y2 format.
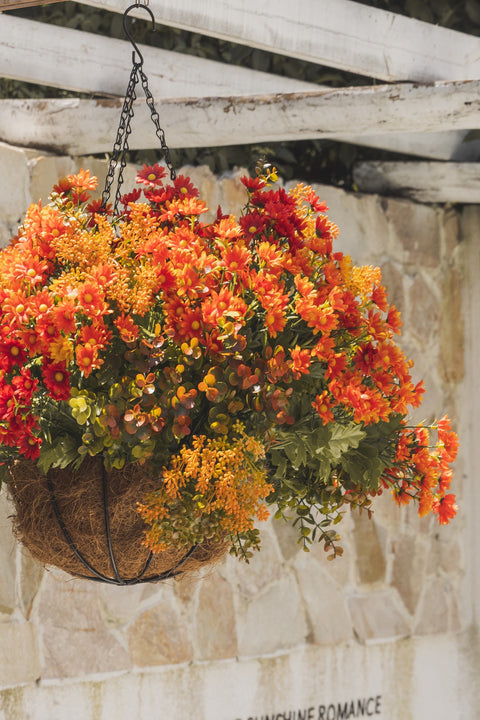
42 362 71 401
119 188 142 206
11 368 38 403
136 164 167 187
0 335 26 372
241 176 267 191
173 175 199 198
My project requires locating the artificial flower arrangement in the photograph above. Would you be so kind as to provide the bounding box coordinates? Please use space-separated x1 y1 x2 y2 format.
0 161 458 580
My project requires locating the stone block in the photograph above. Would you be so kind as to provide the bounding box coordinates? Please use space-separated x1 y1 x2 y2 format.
0 622 40 688
383 199 441 268
236 571 308 656
18 550 44 620
427 535 463 577
195 573 237 660
97 582 145 629
29 155 75 205
294 553 352 645
439 268 464 384
407 274 440 343
442 206 460 263
0 222 13 250
36 573 131 678
371 488 403 534
218 169 248 216
0 493 17 616
309 184 390 262
272 515 302 562
414 577 458 635
228 521 282 598
173 571 203 609
0 143 32 226
348 589 411 643
379 260 406 317
391 533 428 615
128 596 193 667
352 511 386 585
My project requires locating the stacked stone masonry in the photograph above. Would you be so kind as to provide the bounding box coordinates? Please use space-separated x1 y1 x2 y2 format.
0 143 476 720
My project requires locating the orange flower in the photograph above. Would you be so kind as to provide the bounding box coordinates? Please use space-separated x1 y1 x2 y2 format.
75 344 96 377
53 300 77 334
201 288 247 327
432 493 458 525
312 391 335 425
437 415 459 463
114 314 140 343
290 346 312 378
77 281 106 316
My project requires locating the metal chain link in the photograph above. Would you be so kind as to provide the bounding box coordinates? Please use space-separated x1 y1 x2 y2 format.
102 35 177 212
101 62 139 212
139 66 177 183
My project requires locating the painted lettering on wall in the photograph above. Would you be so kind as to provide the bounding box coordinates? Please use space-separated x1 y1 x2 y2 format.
234 694 382 720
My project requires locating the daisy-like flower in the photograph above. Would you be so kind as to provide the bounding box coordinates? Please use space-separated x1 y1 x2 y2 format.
136 163 167 187
41 361 71 401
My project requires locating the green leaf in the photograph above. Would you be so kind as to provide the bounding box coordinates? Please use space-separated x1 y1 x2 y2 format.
326 423 366 460
37 435 82 474
341 445 386 491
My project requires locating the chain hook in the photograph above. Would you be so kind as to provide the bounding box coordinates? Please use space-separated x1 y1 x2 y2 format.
122 3 155 66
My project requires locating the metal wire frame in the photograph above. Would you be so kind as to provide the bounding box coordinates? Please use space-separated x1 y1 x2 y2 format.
46 464 198 585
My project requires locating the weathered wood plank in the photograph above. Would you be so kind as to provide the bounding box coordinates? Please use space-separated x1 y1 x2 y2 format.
354 161 480 203
0 81 479 155
3 15 480 162
79 0 480 82
345 130 480 162
0 14 317 98
0 0 65 9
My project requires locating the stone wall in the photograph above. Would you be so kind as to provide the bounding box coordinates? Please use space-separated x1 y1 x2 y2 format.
0 143 476 720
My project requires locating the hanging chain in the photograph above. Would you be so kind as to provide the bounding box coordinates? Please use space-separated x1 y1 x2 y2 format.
139 66 176 184
101 63 138 212
101 3 176 213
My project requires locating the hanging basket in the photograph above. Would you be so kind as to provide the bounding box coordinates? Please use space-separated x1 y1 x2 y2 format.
7 458 227 584
0 3 460 584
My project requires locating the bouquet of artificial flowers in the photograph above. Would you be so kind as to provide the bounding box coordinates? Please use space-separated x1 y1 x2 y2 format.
0 161 458 576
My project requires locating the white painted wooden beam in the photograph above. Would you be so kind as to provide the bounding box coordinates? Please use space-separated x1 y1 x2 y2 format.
79 0 480 82
344 130 480 163
0 80 478 156
3 16 480 162
0 14 317 97
0 0 65 9
354 161 480 203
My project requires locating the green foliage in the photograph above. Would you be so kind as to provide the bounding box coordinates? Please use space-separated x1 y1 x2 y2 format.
266 413 403 556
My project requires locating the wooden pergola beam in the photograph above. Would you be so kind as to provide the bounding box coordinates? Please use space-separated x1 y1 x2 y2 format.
354 161 480 204
0 14 317 98
0 0 66 10
80 0 480 83
0 79 479 156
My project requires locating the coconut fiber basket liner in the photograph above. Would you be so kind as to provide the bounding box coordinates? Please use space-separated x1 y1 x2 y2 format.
7 457 227 585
